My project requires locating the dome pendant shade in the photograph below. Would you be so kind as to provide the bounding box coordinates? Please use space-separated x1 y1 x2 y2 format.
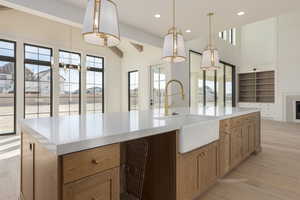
82 0 120 47
201 13 220 70
201 48 220 70
162 28 186 63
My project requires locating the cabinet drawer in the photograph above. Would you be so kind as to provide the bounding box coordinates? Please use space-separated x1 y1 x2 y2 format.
63 144 120 184
63 167 120 200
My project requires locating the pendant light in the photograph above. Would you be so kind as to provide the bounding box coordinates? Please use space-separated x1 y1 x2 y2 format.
201 13 220 70
82 0 120 47
162 0 186 63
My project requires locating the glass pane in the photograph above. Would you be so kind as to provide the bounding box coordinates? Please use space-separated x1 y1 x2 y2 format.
0 97 14 115
190 52 204 107
86 71 95 84
94 72 102 85
225 66 233 106
0 41 14 57
0 115 14 134
0 61 14 80
205 70 215 107
70 83 79 97
59 98 69 113
217 65 225 107
25 64 38 81
25 98 38 115
39 98 51 114
25 81 39 97
39 82 51 97
59 68 69 82
69 69 79 83
129 71 139 110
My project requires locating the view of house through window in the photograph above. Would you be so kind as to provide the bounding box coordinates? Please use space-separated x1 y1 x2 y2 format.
128 71 139 111
190 51 235 107
24 44 52 119
0 40 16 135
59 50 81 116
86 55 104 113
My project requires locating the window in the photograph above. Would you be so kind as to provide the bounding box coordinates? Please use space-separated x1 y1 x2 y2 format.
0 40 16 135
189 51 236 107
59 50 81 116
128 71 139 111
150 65 168 109
86 55 104 113
219 28 236 45
229 28 236 45
24 44 53 119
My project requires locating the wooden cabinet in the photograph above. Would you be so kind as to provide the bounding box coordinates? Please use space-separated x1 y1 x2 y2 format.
219 131 231 177
218 112 261 177
63 168 120 200
230 127 243 169
178 142 219 200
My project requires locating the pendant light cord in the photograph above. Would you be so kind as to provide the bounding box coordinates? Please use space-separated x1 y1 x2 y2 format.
208 13 213 47
173 0 175 28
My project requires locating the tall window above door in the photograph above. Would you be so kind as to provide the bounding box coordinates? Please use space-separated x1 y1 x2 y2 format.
24 44 53 119
86 55 104 113
0 39 16 135
128 71 139 111
59 50 81 116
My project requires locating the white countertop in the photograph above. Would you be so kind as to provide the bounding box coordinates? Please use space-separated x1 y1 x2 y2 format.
20 106 260 155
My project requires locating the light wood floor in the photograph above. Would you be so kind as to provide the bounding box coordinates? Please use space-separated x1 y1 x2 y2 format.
0 120 299 200
200 120 300 200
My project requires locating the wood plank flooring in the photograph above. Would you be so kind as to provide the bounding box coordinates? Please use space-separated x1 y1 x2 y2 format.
0 120 299 200
200 120 300 200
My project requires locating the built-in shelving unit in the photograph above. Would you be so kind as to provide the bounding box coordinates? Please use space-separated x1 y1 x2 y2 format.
239 71 275 103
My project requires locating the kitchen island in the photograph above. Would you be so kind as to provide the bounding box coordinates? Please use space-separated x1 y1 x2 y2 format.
20 107 261 200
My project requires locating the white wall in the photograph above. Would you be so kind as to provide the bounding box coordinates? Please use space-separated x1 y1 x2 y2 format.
120 39 165 111
237 11 300 121
0 9 122 133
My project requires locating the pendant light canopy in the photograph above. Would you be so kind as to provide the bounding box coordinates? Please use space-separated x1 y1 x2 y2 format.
82 0 120 47
201 13 220 70
162 0 186 63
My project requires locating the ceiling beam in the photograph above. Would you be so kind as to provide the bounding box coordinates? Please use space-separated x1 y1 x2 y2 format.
130 42 144 52
0 0 163 48
109 47 124 59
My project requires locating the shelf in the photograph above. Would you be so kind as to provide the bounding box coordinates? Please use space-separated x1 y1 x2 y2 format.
238 71 275 103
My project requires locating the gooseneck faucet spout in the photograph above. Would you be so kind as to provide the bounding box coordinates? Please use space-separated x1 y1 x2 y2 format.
164 79 185 116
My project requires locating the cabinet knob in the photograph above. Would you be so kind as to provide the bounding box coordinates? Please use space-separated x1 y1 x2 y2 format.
91 159 100 165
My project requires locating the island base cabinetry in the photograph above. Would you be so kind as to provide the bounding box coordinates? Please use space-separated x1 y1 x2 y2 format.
219 112 261 177
177 142 219 200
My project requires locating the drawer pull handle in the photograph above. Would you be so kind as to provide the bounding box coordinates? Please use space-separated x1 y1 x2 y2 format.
91 197 98 200
91 159 100 165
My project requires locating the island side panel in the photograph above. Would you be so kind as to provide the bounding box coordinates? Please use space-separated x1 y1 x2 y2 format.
21 131 61 200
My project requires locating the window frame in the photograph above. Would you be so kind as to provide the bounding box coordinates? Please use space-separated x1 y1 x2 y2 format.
58 49 82 115
128 70 139 111
189 50 236 107
0 39 16 135
86 54 104 113
23 43 53 119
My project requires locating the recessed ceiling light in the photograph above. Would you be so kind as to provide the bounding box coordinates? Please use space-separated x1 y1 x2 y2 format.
186 29 191 33
237 11 245 16
154 14 161 18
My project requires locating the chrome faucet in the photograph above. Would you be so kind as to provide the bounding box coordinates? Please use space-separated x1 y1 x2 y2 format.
164 79 185 116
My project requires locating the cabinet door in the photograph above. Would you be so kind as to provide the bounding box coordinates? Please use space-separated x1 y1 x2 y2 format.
230 127 242 169
241 124 250 159
21 133 35 200
63 167 120 200
205 143 219 186
248 122 256 154
255 116 261 151
219 132 231 177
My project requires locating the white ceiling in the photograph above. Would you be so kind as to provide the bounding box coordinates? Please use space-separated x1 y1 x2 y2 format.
64 0 300 40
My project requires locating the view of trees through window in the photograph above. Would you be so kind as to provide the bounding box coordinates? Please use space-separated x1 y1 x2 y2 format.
24 44 52 119
128 71 139 111
190 51 235 108
86 55 104 113
0 40 16 135
59 50 81 116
